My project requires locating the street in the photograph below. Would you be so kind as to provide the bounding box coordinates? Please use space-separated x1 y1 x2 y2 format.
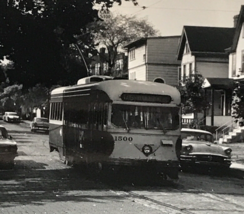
0 121 244 214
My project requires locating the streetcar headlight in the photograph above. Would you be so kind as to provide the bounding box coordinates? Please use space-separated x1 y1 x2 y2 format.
142 145 152 156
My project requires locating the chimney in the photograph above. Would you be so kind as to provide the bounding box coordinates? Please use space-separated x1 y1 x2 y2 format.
233 15 239 28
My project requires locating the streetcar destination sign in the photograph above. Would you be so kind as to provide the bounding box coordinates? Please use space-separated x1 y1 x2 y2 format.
121 93 172 103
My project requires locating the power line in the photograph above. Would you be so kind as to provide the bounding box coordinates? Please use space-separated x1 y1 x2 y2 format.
126 0 240 15
142 7 239 13
132 0 163 14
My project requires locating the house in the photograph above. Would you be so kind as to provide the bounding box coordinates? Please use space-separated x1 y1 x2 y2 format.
124 36 181 86
89 48 128 78
229 6 244 82
216 5 244 143
177 26 235 126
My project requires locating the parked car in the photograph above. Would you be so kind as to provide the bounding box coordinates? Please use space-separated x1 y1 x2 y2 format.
0 125 18 169
180 128 232 170
30 117 49 133
3 111 20 123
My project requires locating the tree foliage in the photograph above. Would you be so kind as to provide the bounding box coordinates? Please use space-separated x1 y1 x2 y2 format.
0 84 23 112
21 84 49 110
91 13 159 76
0 0 138 88
232 81 244 121
179 74 210 115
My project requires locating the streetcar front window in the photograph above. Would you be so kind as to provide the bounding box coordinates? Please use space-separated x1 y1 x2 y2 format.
111 105 179 130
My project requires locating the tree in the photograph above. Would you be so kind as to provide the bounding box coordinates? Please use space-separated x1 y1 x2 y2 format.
0 84 23 112
0 0 139 88
21 84 49 119
232 81 244 123
179 74 210 127
90 13 159 76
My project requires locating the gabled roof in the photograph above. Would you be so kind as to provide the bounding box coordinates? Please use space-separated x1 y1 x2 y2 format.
177 26 235 60
203 78 234 89
229 5 244 52
124 36 180 49
123 37 147 49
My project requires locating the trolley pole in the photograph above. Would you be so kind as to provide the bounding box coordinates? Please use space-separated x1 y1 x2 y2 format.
75 43 90 77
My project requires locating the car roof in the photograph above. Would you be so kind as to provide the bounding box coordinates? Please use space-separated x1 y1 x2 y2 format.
181 128 212 135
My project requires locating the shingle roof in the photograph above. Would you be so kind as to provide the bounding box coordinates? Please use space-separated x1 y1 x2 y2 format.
230 5 244 52
205 78 234 89
178 26 235 59
185 26 235 52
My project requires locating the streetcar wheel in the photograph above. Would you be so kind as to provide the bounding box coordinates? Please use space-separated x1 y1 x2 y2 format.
64 156 74 166
87 162 103 178
64 159 72 166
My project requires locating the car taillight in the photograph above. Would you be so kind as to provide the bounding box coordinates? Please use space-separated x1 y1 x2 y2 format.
225 148 232 155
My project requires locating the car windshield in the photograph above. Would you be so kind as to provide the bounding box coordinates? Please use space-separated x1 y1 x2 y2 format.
181 131 213 143
111 104 179 130
36 118 48 123
0 128 8 139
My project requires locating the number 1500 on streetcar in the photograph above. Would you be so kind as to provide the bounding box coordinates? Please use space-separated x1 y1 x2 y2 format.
49 76 182 179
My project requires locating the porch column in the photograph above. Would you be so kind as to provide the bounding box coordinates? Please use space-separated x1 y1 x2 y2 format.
203 89 207 125
211 88 214 126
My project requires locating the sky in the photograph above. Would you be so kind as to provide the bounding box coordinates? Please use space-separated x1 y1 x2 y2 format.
109 0 244 36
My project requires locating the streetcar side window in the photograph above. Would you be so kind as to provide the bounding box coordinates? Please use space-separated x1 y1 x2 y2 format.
50 102 63 121
64 102 108 131
88 103 108 131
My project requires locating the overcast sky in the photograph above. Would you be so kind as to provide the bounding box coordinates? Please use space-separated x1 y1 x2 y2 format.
110 0 244 36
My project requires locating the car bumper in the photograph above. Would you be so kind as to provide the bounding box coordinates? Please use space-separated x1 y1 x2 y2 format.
7 118 20 122
0 152 18 162
180 155 231 167
32 126 49 131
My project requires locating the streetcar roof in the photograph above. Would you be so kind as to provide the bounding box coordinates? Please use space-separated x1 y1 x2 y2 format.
51 80 181 104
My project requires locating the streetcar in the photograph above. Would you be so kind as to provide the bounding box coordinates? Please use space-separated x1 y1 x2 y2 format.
49 76 182 179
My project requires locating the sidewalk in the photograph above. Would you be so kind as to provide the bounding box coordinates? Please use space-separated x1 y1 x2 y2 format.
227 142 244 178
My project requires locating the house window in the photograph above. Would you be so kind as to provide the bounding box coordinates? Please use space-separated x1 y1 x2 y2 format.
189 63 192 76
129 48 135 61
95 64 100 75
232 53 236 77
178 67 181 83
183 65 186 81
143 54 146 62
242 50 244 74
243 24 244 38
